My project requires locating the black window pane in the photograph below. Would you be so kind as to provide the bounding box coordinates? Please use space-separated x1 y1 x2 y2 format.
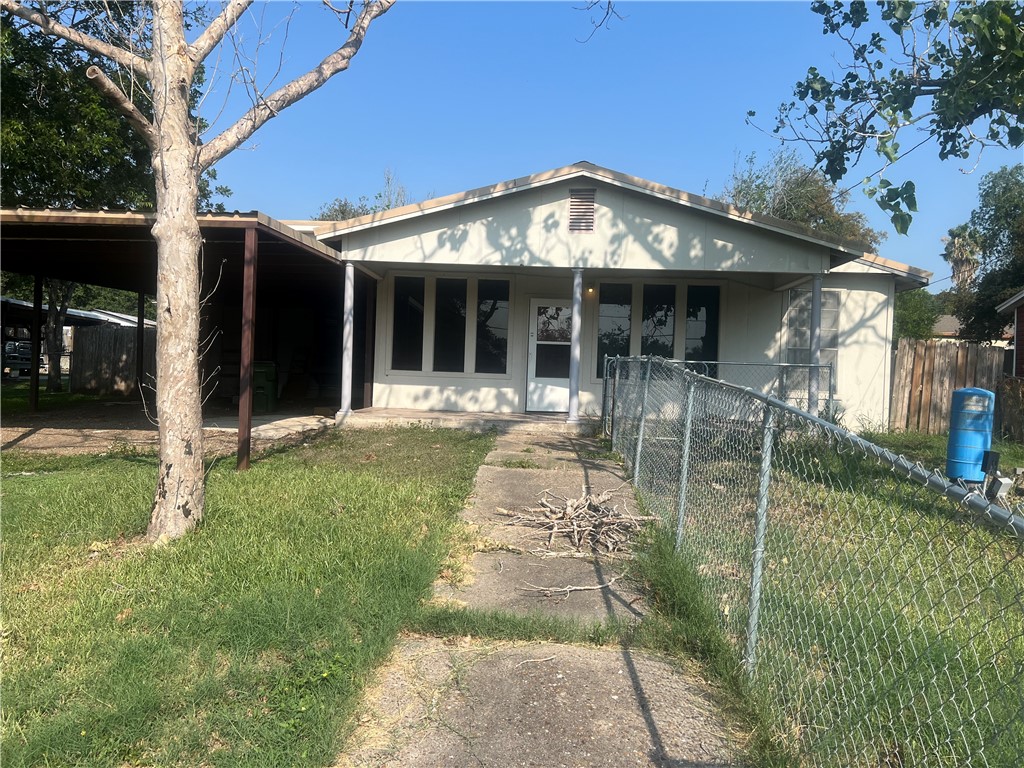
641 284 675 358
536 344 571 378
434 278 467 372
476 279 509 374
392 276 424 370
685 286 720 362
597 283 631 377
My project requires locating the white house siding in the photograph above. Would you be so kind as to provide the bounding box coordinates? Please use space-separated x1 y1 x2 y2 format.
344 180 833 276
823 266 896 429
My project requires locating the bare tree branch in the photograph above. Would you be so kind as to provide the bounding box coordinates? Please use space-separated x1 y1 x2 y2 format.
86 65 158 147
198 0 395 170
0 0 151 77
187 0 254 69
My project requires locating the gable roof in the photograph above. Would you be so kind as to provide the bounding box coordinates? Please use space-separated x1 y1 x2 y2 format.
854 253 931 291
308 161 880 261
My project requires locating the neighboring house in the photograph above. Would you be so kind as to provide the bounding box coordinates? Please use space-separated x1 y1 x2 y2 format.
997 289 1024 377
295 162 929 427
1 162 932 430
932 313 1012 346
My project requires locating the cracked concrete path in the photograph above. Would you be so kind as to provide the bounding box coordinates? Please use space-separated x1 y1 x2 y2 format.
336 429 740 767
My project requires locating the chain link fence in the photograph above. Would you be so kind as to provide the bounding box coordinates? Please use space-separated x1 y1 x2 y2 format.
604 356 1024 767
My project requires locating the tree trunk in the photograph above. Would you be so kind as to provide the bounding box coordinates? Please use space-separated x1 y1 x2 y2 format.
44 279 73 392
145 0 205 542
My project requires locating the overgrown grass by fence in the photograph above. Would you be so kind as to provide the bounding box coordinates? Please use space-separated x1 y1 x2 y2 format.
606 356 1024 767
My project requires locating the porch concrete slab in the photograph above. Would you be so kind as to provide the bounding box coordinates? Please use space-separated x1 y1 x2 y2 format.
340 407 599 436
336 636 738 768
435 551 645 623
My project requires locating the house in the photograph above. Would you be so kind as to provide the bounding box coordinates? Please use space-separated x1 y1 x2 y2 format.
1 163 931 449
932 313 1012 346
997 288 1024 377
295 162 929 427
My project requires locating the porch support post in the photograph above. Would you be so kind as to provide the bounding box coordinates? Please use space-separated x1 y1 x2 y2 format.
29 273 42 412
808 273 822 417
339 260 355 419
567 267 583 423
136 291 146 394
237 226 258 471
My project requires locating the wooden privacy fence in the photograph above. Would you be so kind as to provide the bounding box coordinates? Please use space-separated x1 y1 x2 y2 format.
890 339 1004 434
71 325 156 395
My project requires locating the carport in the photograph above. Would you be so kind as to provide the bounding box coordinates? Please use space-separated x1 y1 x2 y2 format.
1 209 373 467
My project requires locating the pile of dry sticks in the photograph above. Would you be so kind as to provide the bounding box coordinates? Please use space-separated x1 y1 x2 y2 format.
498 485 658 554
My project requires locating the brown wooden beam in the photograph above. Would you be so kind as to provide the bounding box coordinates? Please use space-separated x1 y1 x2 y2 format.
29 274 42 412
237 226 258 471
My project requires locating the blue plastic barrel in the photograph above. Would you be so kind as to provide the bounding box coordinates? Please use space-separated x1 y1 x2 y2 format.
946 388 995 483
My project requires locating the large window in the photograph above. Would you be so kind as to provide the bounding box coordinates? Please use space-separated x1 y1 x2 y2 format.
476 279 510 374
596 283 631 376
684 285 720 362
392 276 424 371
641 284 675 358
786 288 839 393
433 278 467 372
391 276 510 375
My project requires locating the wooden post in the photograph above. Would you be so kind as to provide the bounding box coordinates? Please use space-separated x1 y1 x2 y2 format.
29 274 42 412
237 226 258 471
136 292 146 394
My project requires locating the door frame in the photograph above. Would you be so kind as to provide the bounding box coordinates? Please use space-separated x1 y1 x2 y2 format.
526 297 573 412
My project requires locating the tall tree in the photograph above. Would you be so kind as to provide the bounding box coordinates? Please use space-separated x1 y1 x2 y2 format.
2 10 227 391
1 0 396 541
316 168 410 220
952 164 1024 340
893 288 940 343
766 1 1024 233
720 148 886 250
941 224 981 292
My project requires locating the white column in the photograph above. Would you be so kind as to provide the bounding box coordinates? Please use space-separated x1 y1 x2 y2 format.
808 273 822 417
568 267 583 423
339 261 355 419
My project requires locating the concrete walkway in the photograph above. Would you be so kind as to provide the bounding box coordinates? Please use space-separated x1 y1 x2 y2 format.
337 431 740 767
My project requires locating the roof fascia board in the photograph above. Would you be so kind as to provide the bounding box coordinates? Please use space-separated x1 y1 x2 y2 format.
996 288 1024 313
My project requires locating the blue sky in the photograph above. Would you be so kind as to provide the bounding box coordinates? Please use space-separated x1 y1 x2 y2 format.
205 1 1023 290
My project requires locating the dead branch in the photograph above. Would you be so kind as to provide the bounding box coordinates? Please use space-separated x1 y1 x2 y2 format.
518 577 620 597
499 486 655 554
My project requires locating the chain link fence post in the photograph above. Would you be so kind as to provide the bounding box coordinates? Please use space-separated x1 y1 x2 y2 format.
611 357 622 452
632 357 653 483
743 404 777 674
674 376 696 552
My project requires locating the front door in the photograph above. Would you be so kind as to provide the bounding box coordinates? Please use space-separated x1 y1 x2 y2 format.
527 299 573 411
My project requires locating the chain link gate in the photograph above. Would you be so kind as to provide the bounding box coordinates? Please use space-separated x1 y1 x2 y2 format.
604 356 1024 766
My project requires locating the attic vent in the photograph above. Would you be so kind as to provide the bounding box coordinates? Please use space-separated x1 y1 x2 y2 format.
569 188 596 232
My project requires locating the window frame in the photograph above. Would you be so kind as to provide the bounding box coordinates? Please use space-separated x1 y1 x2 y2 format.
385 272 515 379
784 287 841 387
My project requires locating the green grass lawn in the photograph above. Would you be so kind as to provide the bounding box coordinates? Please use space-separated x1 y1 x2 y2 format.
861 429 1024 473
1 427 493 767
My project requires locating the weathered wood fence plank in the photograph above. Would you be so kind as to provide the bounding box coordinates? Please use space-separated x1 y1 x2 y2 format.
890 338 1009 434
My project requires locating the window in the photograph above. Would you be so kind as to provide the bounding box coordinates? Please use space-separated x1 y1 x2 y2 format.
641 284 675 358
596 283 631 376
392 276 424 371
476 279 509 374
685 286 720 362
391 276 511 375
434 278 467 372
785 288 839 394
